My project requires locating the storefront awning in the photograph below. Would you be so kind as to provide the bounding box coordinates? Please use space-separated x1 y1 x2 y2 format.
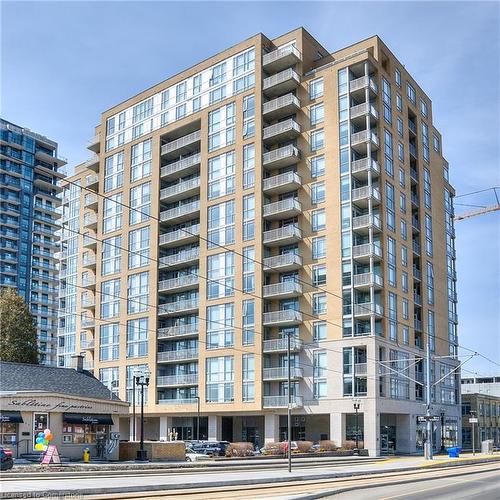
63 413 114 425
0 411 24 423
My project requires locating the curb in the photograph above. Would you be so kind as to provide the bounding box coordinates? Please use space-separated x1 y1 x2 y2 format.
2 456 499 498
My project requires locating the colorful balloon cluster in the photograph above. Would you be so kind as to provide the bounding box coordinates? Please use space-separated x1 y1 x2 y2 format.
34 429 53 452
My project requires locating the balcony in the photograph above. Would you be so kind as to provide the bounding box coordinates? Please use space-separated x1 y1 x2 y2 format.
263 225 302 246
157 374 199 387
161 153 201 180
159 248 200 269
82 254 96 268
158 323 198 339
88 133 101 153
349 76 378 97
350 103 379 125
263 45 301 72
263 118 300 144
160 177 200 203
84 193 98 209
413 293 422 306
352 186 381 208
413 266 422 281
262 367 304 381
159 225 200 247
353 302 384 318
85 174 99 190
263 68 300 97
409 143 418 159
83 212 98 229
34 150 67 167
83 234 97 249
263 171 301 195
351 130 379 154
160 201 200 223
158 275 199 293
263 253 302 273
263 93 300 120
263 395 303 408
161 130 201 160
412 217 421 232
82 339 95 350
263 281 302 299
414 318 423 332
411 193 420 208
81 296 95 309
353 272 383 289
263 198 301 220
352 243 383 262
263 338 303 353
81 317 95 329
263 309 303 327
159 398 198 405
263 145 300 170
157 348 199 363
83 155 99 172
82 276 96 289
449 311 458 323
158 299 199 316
351 158 380 179
410 168 419 184
412 240 421 255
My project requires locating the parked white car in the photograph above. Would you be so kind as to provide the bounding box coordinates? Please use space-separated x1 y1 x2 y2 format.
185 447 211 462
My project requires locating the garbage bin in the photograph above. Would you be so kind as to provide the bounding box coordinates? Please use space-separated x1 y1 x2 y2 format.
83 447 90 463
447 447 461 458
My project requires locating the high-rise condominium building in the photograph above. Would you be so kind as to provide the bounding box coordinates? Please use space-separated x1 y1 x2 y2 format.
1 118 66 366
61 28 460 455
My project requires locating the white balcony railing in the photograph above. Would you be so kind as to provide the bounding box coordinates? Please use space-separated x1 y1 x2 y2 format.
161 153 201 178
263 198 301 218
157 348 199 362
158 275 199 292
158 299 199 315
263 367 304 380
263 309 303 325
158 323 199 339
263 171 301 192
161 130 201 156
160 201 200 222
263 281 302 298
263 338 303 352
157 374 199 386
263 253 302 271
263 395 303 408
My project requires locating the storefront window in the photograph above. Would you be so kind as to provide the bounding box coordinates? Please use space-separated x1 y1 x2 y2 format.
33 413 49 448
62 424 109 444
0 422 17 445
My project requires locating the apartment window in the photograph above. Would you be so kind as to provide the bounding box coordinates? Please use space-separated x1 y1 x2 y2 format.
401 245 408 267
101 236 121 276
422 122 430 163
443 164 449 182
402 271 409 293
425 214 433 256
207 251 235 299
313 321 327 341
427 262 435 305
309 77 324 99
387 236 397 287
243 95 255 138
127 272 149 314
206 356 234 403
312 236 326 259
208 200 235 248
400 193 407 213
129 182 151 225
126 318 148 358
126 364 148 403
398 142 404 162
396 93 402 112
192 97 201 112
242 299 255 345
406 82 416 104
101 279 120 319
311 129 325 151
401 219 407 240
132 123 143 140
233 48 255 76
388 292 397 341
386 182 395 231
243 195 255 240
313 351 327 399
161 89 170 109
210 62 227 86
311 155 325 178
312 209 326 231
403 326 409 345
311 182 325 204
384 129 393 177
99 324 119 361
428 310 435 352
313 293 327 315
420 98 428 118
310 103 324 126
397 117 404 137
312 264 326 286
402 298 409 320
395 68 401 87
128 227 150 269
132 98 153 123
243 246 255 292
382 78 392 124
176 103 187 119
243 143 255 189
104 152 124 192
208 151 235 199
102 193 123 233
208 103 236 152
206 303 234 349
130 139 152 182
193 74 202 94
242 354 255 402
433 133 441 153
106 117 115 136
423 168 432 209
176 81 187 103
399 167 406 188
99 367 119 397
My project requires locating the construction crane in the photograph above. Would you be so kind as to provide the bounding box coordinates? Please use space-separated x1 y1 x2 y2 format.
454 187 500 221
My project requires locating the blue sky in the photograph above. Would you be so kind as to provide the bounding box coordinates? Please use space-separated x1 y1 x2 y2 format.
2 1 499 375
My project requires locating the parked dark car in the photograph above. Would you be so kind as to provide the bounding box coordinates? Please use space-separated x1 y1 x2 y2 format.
0 447 14 471
191 440 230 457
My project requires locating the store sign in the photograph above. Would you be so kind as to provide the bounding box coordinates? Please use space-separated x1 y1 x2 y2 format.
8 399 93 412
417 415 440 423
469 417 478 424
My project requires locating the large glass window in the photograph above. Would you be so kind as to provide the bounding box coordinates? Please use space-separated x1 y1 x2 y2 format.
313 293 327 315
129 182 151 225
387 236 397 287
99 367 119 396
208 103 236 152
127 318 148 358
311 155 325 178
243 95 255 138
311 182 325 204
243 246 255 292
206 303 234 349
126 364 149 403
103 193 123 234
313 321 327 341
102 236 121 276
208 151 235 199
99 324 119 361
127 272 149 314
242 354 255 402
207 251 234 299
104 152 124 192
242 299 254 345
130 139 152 182
312 208 326 231
312 236 326 259
310 103 324 126
101 279 120 319
309 78 324 99
425 214 433 256
311 129 325 151
243 143 255 189
243 194 255 240
206 356 234 403
207 200 235 247
313 351 327 398
128 227 150 269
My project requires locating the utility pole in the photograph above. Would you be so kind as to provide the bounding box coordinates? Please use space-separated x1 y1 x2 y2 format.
424 333 433 460
287 330 292 473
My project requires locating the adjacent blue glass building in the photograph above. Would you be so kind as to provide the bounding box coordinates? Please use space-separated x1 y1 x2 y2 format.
0 118 66 365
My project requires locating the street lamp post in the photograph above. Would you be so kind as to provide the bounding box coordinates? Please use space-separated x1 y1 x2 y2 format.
470 410 477 456
353 399 361 455
195 396 201 441
135 370 150 461
287 330 292 473
440 410 446 453
132 375 136 442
